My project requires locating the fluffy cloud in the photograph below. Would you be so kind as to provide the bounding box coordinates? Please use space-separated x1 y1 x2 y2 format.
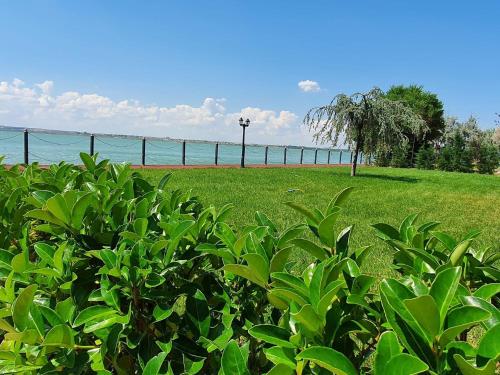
0 79 312 145
298 80 321 93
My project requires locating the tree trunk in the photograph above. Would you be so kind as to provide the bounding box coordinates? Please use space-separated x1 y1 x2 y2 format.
351 142 360 176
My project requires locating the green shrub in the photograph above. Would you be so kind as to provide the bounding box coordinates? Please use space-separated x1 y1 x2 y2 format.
437 133 474 173
374 150 390 167
389 144 410 168
0 155 498 374
477 143 499 174
415 146 436 169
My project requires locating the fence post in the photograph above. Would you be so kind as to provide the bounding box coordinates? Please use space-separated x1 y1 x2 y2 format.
215 143 219 165
24 129 29 164
141 138 146 166
90 134 95 156
314 149 318 164
339 150 342 165
284 147 287 165
264 146 268 165
327 149 331 164
182 141 186 165
300 148 304 164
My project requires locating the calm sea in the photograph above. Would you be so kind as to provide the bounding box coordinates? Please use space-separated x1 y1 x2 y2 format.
0 129 352 166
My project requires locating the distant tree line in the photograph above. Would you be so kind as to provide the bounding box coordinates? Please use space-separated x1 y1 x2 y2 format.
305 85 499 176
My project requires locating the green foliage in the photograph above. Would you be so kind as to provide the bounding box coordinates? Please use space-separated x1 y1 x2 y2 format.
0 156 498 374
386 85 445 143
415 146 436 170
389 144 410 168
374 149 390 167
477 143 499 174
372 214 499 374
372 213 499 287
385 85 445 167
437 132 474 173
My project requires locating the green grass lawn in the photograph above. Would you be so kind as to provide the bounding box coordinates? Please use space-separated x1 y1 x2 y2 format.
141 166 499 277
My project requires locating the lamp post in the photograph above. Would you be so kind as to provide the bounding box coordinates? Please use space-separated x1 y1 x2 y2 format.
239 117 250 168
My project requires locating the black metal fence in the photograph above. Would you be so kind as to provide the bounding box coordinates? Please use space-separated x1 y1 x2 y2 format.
0 127 368 167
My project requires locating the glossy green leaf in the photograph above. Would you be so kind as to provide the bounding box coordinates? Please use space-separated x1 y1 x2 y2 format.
372 223 400 241
336 225 353 257
242 253 269 283
440 306 491 346
264 347 296 369
380 279 434 363
143 352 168 375
477 323 500 365
473 283 500 301
277 225 306 250
459 296 500 330
431 231 457 251
404 295 440 340
223 264 267 288
317 280 345 318
248 324 296 348
318 209 341 248
46 194 70 224
449 239 472 266
453 354 497 375
291 238 328 260
133 218 148 237
271 272 308 297
71 192 94 228
185 290 210 338
42 324 74 348
268 288 308 307
269 247 293 273
80 152 96 172
385 353 429 375
399 213 419 243
374 331 401 375
221 340 250 375
429 266 461 328
73 305 118 327
157 172 172 190
295 346 357 375
327 186 354 213
12 284 37 331
291 304 322 333
285 202 319 225
33 243 55 267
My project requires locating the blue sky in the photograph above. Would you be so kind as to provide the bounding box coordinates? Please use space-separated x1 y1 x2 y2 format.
1 0 499 145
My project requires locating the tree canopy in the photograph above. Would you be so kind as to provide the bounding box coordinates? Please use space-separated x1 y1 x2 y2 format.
304 87 426 176
385 85 445 141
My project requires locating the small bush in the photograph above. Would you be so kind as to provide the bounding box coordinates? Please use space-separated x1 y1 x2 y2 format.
374 149 390 167
437 132 474 173
389 144 410 168
415 146 436 169
477 143 499 174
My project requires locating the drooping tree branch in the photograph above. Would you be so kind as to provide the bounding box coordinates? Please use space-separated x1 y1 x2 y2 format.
304 87 427 176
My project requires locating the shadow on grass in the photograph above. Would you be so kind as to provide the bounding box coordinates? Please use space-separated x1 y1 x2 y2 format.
355 173 419 183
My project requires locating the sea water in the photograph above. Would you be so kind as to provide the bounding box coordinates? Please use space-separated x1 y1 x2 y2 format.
0 129 352 166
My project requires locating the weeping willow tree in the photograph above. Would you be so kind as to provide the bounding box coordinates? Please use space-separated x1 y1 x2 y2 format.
304 87 427 176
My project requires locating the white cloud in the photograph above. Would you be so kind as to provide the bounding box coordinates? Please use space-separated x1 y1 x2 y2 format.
298 80 321 93
0 79 312 145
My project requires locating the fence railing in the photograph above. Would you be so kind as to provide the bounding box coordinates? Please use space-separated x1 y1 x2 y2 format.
0 127 368 167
